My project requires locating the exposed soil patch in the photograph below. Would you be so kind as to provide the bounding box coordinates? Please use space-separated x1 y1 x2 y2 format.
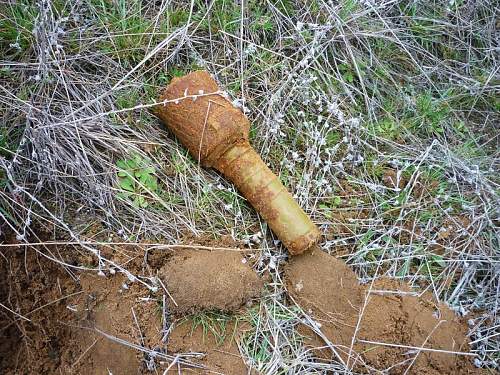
285 248 474 374
0 238 158 374
0 235 262 374
1 232 475 374
167 319 254 374
159 249 263 316
382 168 407 190
0 240 82 374
71 273 159 375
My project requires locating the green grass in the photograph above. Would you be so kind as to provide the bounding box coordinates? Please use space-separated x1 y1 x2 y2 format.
192 0 241 34
0 126 23 159
0 1 38 55
90 0 166 65
240 302 302 373
189 311 234 345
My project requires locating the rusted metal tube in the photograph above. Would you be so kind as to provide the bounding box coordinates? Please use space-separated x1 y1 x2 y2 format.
156 70 320 255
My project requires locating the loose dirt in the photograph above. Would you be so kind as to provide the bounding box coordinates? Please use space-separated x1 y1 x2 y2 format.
167 319 253 374
0 234 262 374
1 231 475 374
285 248 474 374
0 240 82 374
71 273 159 375
159 249 263 316
0 239 154 374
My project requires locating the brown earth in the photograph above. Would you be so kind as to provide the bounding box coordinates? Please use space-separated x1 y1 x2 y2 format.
285 248 475 374
166 319 254 374
0 235 261 374
0 230 478 374
159 249 263 317
382 168 407 190
0 241 82 374
71 273 157 375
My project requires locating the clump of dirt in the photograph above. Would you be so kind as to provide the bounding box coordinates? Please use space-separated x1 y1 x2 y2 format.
159 249 263 316
167 319 254 374
1 233 261 374
285 248 473 374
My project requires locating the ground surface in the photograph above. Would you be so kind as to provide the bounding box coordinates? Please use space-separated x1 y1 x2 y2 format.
0 234 482 374
0 0 498 373
0 235 262 374
286 249 474 374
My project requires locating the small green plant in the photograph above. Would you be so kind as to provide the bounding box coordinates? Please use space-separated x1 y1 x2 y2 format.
326 130 341 145
319 195 342 218
371 117 400 140
410 92 450 135
364 155 385 179
116 155 158 208
190 311 233 345
339 62 355 83
420 253 446 279
168 8 190 28
0 127 23 159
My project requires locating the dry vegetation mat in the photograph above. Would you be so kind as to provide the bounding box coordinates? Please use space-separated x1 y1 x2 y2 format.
0 0 498 373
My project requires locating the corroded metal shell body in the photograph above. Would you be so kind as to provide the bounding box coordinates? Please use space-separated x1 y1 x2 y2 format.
156 71 320 255
157 71 249 168
217 141 321 254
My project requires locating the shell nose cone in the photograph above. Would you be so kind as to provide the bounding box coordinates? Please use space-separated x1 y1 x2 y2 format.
156 70 250 167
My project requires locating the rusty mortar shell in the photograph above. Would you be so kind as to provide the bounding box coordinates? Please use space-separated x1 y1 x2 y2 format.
156 70 320 255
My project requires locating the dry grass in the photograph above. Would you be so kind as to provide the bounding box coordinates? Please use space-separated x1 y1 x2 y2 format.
0 0 498 372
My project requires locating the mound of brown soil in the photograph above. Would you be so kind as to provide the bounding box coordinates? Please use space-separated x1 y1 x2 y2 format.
0 237 262 374
285 249 474 374
159 249 263 316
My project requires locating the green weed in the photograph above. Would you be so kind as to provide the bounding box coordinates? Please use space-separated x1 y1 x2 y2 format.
116 154 159 208
116 88 140 110
320 196 342 218
339 62 355 83
409 92 450 136
370 117 401 140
